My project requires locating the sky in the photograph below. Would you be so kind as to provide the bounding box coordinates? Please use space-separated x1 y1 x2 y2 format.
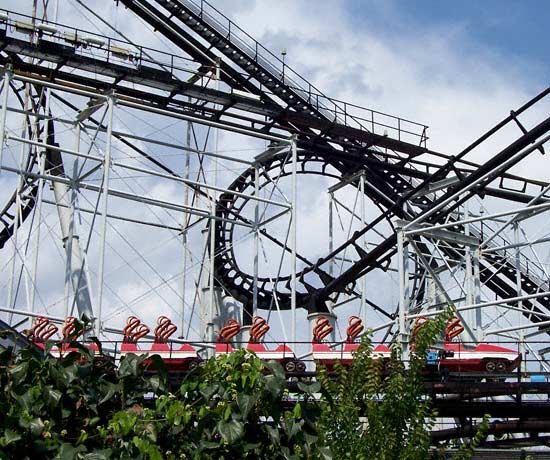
201 0 550 161
355 0 550 65
3 0 548 151
2 0 550 344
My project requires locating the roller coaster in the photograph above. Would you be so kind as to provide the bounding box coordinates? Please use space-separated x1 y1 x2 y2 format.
26 313 522 378
2 0 550 450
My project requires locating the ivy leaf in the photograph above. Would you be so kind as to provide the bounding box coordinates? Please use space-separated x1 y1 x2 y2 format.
303 432 318 454
264 361 285 381
265 425 280 444
118 354 140 378
264 375 282 398
236 393 256 418
83 450 112 460
297 381 321 394
18 412 31 430
280 446 297 460
9 361 28 385
99 382 120 405
223 404 232 421
56 443 87 460
304 433 318 444
45 386 62 407
29 417 44 436
293 402 302 418
110 411 137 436
17 387 37 413
200 440 219 450
200 383 219 400
148 375 162 392
244 442 261 452
217 419 244 444
147 354 168 384
133 436 162 460
318 447 333 460
3 428 21 445
283 418 304 440
61 364 78 385
88 416 101 427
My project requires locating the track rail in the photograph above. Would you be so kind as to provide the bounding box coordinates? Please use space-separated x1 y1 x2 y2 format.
2 5 550 336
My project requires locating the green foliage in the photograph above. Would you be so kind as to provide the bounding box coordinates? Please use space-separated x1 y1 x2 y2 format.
0 334 167 460
316 306 485 460
316 335 437 460
0 342 322 459
151 350 322 459
0 314 488 459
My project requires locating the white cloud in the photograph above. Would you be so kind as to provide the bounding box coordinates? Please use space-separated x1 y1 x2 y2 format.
214 0 547 160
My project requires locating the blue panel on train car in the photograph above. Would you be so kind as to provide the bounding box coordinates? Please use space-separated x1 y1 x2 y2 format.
530 375 546 383
426 351 439 365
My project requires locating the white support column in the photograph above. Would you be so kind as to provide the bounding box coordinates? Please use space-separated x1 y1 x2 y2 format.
7 121 26 321
96 95 115 336
207 64 221 347
397 223 409 361
180 117 191 338
207 233 216 335
463 202 475 331
202 215 222 354
29 75 50 316
253 163 260 316
47 115 95 323
359 173 367 322
200 227 210 344
63 123 81 317
473 247 483 339
29 146 45 315
7 79 31 323
52 176 94 323
290 136 298 344
513 222 525 370
207 172 217 346
464 204 473 304
0 68 11 173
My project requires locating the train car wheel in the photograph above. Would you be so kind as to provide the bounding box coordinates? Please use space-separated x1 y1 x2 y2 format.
295 361 306 372
285 361 296 372
496 361 506 373
485 360 496 372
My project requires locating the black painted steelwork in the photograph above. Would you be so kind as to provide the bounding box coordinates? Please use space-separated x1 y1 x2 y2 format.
3 4 550 451
2 4 550 331
0 52 66 252
115 0 550 321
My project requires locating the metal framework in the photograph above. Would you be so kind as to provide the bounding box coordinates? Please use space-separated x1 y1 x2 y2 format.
1 0 550 449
